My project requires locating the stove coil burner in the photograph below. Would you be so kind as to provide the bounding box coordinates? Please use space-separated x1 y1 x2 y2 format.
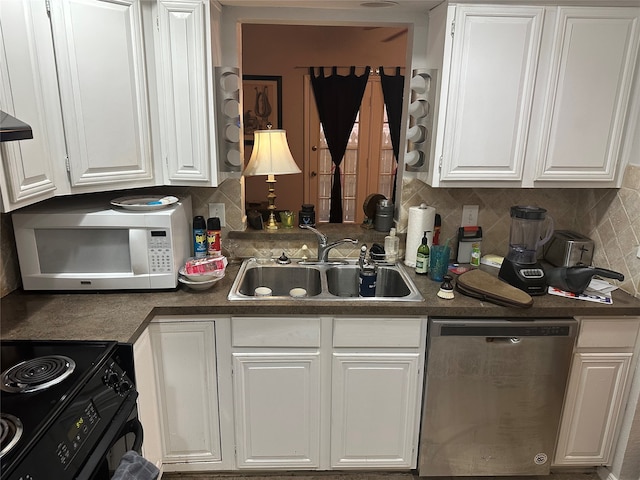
1 355 76 393
0 413 23 457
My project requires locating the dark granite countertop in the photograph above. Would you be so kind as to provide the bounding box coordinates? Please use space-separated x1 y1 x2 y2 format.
2 263 639 344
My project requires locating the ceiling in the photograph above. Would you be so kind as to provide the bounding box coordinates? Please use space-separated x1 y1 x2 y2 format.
218 0 640 11
217 0 444 12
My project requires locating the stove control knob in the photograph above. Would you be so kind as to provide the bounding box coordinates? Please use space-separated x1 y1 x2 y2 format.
118 378 133 394
103 369 120 390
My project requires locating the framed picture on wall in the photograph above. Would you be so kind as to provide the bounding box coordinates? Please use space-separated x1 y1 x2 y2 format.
242 75 282 144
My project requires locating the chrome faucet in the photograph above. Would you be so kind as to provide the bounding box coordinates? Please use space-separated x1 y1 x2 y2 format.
300 225 358 262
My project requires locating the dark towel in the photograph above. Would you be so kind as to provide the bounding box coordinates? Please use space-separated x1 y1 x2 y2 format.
111 451 159 480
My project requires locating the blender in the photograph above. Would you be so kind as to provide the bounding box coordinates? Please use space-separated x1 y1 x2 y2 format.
499 206 554 295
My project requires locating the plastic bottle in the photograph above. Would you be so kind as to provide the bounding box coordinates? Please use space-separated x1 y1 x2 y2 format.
471 242 481 267
358 245 377 297
193 216 207 258
415 231 429 275
384 228 399 263
206 217 222 257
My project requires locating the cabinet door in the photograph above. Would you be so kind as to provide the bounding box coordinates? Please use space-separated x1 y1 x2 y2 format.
331 353 420 469
232 353 321 469
0 0 63 211
150 321 222 464
534 7 640 184
133 328 163 472
555 352 633 465
439 5 544 183
48 0 154 187
156 0 219 185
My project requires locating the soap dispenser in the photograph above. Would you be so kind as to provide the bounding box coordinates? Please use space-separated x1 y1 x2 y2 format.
384 228 399 263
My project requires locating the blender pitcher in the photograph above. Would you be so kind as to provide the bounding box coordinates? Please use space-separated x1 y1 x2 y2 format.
499 206 554 295
506 206 554 264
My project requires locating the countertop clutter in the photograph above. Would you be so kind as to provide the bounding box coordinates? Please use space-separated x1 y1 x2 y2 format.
2 263 639 344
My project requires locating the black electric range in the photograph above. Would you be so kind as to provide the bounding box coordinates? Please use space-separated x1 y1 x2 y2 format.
0 340 139 480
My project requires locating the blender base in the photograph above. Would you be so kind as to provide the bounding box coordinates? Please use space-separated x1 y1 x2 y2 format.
499 259 548 296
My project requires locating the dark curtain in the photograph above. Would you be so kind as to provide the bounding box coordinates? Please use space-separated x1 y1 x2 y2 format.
310 66 370 223
379 66 404 204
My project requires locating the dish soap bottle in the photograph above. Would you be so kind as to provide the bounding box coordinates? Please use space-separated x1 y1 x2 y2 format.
415 231 429 275
384 228 399 263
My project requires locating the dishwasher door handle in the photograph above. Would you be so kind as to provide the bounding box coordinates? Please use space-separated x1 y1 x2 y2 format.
486 337 521 344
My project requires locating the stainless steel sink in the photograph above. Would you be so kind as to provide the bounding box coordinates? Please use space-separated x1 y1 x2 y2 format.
236 265 322 297
326 265 412 298
228 258 424 302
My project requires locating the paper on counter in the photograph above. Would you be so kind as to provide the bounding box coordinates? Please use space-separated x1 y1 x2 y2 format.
548 286 613 304
588 277 619 294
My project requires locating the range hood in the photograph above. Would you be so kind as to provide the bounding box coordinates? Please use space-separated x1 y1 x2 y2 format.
0 110 33 142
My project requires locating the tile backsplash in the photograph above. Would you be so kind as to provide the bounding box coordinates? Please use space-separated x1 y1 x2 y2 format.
398 164 640 297
2 164 639 298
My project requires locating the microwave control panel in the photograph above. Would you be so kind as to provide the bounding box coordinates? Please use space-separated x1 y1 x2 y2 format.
148 230 173 273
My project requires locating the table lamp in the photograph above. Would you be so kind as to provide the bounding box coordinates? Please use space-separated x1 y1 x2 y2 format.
243 128 301 230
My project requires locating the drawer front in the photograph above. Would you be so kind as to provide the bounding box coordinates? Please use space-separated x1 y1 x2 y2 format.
577 317 640 349
333 318 423 348
231 316 321 347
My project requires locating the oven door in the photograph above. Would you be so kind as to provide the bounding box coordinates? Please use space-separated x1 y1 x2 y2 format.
77 391 142 480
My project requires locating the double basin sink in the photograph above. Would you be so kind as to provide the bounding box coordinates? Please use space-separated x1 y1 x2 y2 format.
228 258 424 302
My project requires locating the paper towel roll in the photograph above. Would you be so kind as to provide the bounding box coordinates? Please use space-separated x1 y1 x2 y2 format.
404 204 436 267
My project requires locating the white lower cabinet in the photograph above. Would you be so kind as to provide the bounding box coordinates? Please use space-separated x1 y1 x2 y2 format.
330 318 424 469
147 316 234 471
231 316 323 469
133 327 163 473
554 317 640 466
141 315 426 472
233 352 322 468
230 316 426 471
331 353 420 468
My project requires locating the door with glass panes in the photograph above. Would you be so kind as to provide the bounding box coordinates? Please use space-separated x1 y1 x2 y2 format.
304 75 395 224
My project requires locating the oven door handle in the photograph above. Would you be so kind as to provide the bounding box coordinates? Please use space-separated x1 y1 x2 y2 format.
123 417 144 452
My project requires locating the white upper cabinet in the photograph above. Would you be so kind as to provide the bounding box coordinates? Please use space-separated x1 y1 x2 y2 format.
531 7 640 185
428 3 640 188
48 0 155 187
1 0 226 212
155 0 221 186
0 0 65 211
438 5 544 184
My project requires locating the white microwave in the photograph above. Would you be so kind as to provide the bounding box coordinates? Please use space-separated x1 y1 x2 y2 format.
12 195 192 291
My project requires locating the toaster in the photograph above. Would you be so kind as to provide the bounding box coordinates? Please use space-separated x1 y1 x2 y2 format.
543 230 594 267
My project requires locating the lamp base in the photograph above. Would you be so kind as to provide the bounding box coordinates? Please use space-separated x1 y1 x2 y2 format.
266 211 278 230
265 176 279 230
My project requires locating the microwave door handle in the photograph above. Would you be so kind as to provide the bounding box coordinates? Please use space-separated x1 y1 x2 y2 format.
129 230 148 275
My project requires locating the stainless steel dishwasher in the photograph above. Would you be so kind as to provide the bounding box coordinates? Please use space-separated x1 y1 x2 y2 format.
419 318 577 477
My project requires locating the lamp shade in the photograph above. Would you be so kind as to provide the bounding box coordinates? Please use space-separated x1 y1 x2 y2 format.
244 129 301 176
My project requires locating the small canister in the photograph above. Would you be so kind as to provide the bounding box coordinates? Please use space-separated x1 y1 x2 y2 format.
358 265 377 297
374 199 394 232
193 216 207 258
298 204 316 227
206 217 221 256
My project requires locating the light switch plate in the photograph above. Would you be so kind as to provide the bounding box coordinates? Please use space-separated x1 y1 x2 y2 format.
461 205 479 226
208 203 226 227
